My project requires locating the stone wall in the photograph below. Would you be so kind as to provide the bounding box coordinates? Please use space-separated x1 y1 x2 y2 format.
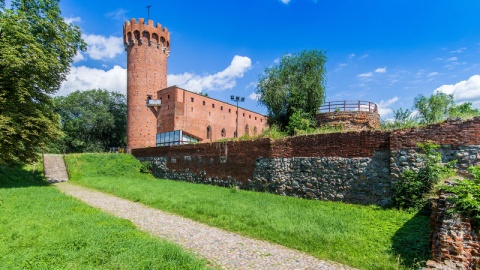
425 184 480 269
253 151 391 206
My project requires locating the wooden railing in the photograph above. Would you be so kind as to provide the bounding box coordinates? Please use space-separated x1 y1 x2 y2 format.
319 100 378 113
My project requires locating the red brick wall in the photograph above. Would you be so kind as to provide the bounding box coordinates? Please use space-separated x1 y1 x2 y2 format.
124 18 170 150
271 130 390 158
390 117 480 150
133 139 272 181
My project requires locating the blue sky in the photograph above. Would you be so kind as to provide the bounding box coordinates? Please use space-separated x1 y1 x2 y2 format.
54 0 480 119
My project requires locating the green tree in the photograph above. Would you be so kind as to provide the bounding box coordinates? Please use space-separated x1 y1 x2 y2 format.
414 92 455 124
255 50 327 133
0 0 85 164
448 101 480 118
50 90 126 153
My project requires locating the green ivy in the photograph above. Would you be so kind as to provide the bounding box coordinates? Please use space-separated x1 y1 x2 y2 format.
444 166 480 227
392 141 457 210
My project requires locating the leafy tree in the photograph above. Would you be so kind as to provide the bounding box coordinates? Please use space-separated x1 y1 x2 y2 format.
0 0 85 164
255 50 327 133
50 90 127 153
414 93 455 124
449 101 480 118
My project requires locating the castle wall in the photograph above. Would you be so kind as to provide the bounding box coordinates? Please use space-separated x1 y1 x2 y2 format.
133 117 480 206
156 86 267 142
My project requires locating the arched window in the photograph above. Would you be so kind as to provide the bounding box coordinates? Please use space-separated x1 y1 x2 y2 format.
134 30 140 41
127 32 132 43
207 126 212 140
253 126 257 136
245 124 249 136
152 33 159 44
221 128 226 137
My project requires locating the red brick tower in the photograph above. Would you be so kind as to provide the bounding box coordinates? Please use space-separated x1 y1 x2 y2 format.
123 18 170 151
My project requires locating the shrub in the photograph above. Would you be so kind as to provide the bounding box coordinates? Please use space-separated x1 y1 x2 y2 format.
444 166 480 227
286 111 316 135
392 142 456 210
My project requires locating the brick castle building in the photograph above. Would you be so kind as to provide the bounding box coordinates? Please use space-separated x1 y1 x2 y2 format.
123 18 267 150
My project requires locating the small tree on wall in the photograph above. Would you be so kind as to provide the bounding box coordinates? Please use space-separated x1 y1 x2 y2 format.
255 50 327 134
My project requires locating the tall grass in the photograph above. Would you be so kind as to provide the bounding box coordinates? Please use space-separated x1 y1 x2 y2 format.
0 162 210 270
66 153 431 270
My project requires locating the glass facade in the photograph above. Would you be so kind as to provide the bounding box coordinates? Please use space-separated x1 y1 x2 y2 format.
156 130 198 146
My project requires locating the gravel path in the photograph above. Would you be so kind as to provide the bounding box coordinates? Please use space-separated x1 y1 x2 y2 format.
55 183 355 270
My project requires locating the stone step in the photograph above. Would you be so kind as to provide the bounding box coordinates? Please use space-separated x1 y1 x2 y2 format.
44 154 69 183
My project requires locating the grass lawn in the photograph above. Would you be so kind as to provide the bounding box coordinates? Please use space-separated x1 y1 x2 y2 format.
66 153 431 270
0 161 210 270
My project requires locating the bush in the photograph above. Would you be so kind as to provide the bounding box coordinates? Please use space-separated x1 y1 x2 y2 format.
444 166 480 227
286 111 316 135
392 142 456 210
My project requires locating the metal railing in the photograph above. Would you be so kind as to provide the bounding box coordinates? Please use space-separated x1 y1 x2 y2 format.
319 100 378 113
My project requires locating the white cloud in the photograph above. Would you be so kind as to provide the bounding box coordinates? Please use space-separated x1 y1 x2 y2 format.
64 17 81 24
427 72 439 77
357 72 373 78
106 9 128 21
377 96 399 117
445 57 458 62
375 67 387 73
335 63 348 71
358 54 369 59
73 51 85 62
83 34 124 60
434 74 480 108
58 65 127 96
167 55 252 93
450 47 466 53
249 92 260 101
279 0 291 3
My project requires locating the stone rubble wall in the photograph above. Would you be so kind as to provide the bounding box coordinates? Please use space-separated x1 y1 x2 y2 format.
425 185 480 269
390 145 480 183
252 151 391 205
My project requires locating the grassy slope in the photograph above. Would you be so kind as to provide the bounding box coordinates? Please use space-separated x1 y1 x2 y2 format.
66 153 431 270
0 161 210 270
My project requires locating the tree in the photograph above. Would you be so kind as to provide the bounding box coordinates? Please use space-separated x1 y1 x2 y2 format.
414 92 455 124
255 50 327 133
50 90 127 153
449 101 480 118
0 0 85 164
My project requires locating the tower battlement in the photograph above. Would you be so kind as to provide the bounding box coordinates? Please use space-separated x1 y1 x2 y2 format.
123 18 170 55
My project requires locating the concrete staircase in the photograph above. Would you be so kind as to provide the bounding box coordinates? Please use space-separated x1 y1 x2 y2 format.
43 154 69 183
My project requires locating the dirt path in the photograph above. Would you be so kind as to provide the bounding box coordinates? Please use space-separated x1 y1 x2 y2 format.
54 183 355 270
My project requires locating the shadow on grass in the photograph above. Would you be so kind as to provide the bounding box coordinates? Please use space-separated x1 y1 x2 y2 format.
392 206 431 268
0 164 50 189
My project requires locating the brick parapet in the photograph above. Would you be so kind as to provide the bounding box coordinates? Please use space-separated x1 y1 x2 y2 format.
390 117 480 151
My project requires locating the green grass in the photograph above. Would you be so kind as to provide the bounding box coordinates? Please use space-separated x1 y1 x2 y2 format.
66 153 431 270
0 161 210 270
